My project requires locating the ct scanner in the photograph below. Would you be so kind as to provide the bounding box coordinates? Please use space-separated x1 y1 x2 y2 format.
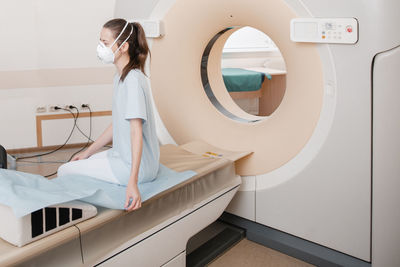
116 0 400 266
0 0 399 266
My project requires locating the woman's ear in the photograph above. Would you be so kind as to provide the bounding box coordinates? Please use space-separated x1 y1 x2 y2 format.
121 42 129 53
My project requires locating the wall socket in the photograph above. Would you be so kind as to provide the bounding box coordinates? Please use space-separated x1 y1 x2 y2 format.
36 103 91 113
48 105 62 112
36 106 47 113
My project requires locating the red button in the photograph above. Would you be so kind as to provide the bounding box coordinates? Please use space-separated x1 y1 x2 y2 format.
346 26 353 33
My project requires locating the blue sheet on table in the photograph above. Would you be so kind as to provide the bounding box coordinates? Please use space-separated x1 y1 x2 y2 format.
222 68 272 93
0 164 196 218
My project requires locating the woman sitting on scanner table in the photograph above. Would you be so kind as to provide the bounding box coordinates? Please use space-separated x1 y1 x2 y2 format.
57 19 160 212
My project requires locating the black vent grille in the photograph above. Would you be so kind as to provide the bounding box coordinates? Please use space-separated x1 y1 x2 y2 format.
31 207 83 238
0 145 7 169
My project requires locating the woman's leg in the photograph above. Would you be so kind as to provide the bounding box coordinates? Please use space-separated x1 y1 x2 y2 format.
57 150 119 184
87 150 109 159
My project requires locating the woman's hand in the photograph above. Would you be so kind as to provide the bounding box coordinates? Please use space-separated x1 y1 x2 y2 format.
125 181 142 212
71 149 91 161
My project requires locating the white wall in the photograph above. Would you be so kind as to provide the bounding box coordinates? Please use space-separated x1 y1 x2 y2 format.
114 0 160 19
221 27 286 69
223 26 277 52
0 0 117 71
0 0 117 150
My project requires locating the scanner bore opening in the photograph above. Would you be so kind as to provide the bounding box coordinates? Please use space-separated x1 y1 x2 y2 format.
201 26 287 123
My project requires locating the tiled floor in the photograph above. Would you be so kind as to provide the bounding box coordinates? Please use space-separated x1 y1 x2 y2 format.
11 147 314 267
208 238 314 267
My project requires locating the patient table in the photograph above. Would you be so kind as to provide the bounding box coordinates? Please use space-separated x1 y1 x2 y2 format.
0 141 250 266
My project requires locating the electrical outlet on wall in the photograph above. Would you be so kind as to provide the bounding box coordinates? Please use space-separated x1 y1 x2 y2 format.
62 104 71 110
48 104 62 112
81 103 90 110
36 106 47 113
71 103 81 110
46 103 92 113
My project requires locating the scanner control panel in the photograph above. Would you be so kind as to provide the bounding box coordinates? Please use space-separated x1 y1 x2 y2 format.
290 18 358 44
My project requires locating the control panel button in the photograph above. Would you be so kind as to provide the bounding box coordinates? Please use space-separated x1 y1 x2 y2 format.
325 22 336 30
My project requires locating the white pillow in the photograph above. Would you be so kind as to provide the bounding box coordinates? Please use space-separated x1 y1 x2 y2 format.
0 201 97 247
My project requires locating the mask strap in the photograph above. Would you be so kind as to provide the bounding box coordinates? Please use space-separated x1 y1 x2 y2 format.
114 23 133 53
111 21 130 47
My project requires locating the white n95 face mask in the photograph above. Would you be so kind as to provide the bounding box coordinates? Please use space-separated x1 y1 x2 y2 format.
96 41 115 64
96 21 133 64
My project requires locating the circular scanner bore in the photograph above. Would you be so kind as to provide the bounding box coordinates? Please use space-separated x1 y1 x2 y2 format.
150 0 324 175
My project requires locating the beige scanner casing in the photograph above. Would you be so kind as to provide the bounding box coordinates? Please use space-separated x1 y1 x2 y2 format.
150 0 324 176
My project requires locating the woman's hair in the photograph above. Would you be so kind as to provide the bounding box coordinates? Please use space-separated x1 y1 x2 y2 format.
103 18 150 81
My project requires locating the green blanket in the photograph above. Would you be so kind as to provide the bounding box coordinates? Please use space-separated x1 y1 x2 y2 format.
222 68 272 92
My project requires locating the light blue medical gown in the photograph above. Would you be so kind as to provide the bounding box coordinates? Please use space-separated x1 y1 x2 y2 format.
107 69 160 185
